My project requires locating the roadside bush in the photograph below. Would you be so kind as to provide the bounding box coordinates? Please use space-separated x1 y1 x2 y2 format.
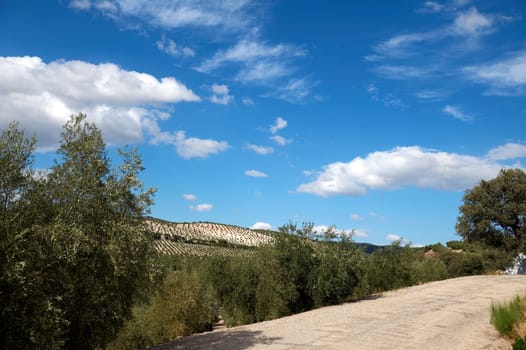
410 256 448 284
366 241 414 293
107 267 217 350
490 296 524 337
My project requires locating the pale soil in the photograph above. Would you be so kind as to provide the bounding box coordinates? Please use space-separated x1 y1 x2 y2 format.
151 275 526 350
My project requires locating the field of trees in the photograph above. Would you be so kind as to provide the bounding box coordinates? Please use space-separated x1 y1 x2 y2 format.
1 115 524 350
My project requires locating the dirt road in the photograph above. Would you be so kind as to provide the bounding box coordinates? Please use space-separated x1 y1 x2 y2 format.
152 275 526 350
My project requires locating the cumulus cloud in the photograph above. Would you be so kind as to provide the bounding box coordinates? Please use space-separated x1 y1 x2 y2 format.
143 119 230 159
463 50 526 94
247 144 274 155
189 203 213 212
296 146 512 197
250 222 274 230
182 193 197 201
451 7 493 36
173 131 230 158
271 135 292 146
0 56 199 150
442 105 473 122
210 84 233 105
244 169 268 178
270 117 287 134
156 34 195 57
487 143 526 160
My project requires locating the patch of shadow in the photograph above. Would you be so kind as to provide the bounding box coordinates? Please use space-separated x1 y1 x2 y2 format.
146 330 282 350
358 294 383 301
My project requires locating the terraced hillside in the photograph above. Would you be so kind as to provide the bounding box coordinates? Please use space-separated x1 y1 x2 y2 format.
145 218 274 257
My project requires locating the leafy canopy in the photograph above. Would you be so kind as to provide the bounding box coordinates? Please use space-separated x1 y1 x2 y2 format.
0 114 159 350
456 169 526 252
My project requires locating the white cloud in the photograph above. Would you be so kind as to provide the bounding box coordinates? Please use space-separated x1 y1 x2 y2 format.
250 222 274 230
143 120 230 159
463 51 526 94
353 229 369 238
156 34 195 57
414 90 447 100
487 143 526 160
451 7 493 36
198 39 295 73
94 1 118 12
244 169 268 178
297 146 511 197
174 131 230 159
271 135 292 146
270 117 287 134
70 0 253 32
367 84 407 109
351 213 364 221
210 84 233 105
0 56 199 150
274 77 316 103
70 0 91 10
442 105 473 122
370 7 501 61
247 144 274 155
189 203 213 212
182 193 197 201
418 1 444 13
386 234 402 242
197 39 309 95
242 97 254 106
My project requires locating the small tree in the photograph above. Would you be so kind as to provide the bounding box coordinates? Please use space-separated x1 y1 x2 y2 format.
0 114 159 349
456 169 526 252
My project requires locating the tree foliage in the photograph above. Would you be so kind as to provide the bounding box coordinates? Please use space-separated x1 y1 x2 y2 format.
456 169 526 252
0 114 159 349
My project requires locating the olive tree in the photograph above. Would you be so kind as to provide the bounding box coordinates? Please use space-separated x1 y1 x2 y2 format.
0 114 159 349
456 169 526 252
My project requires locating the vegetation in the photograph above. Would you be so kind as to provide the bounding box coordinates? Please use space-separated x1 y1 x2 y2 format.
457 169 526 253
1 116 519 349
491 296 524 336
0 115 159 349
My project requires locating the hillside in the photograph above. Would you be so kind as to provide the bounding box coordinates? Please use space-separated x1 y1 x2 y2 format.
145 217 383 257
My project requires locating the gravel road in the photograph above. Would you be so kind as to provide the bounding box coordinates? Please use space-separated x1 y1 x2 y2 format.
151 275 526 350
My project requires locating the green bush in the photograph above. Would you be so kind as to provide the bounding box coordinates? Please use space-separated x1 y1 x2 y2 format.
490 296 524 336
365 241 414 293
513 336 526 350
107 267 217 350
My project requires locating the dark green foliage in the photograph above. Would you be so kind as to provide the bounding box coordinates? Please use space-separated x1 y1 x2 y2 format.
107 266 217 350
457 169 526 252
366 241 415 292
513 336 526 350
0 115 159 349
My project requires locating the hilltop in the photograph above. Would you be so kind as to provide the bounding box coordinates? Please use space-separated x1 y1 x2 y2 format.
144 217 383 257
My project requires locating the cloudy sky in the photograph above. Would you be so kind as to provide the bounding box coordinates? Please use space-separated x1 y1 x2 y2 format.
2 0 525 245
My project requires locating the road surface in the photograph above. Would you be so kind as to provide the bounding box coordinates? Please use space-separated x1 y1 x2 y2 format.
151 275 526 350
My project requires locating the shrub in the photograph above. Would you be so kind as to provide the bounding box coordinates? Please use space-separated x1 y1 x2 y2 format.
107 267 217 350
490 296 524 336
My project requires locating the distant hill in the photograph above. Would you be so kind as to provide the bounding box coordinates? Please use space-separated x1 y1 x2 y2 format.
145 217 384 257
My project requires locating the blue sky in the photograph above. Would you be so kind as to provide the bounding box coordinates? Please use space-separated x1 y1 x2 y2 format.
1 0 526 246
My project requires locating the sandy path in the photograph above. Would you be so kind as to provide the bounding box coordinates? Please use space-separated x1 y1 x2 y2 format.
151 275 526 350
